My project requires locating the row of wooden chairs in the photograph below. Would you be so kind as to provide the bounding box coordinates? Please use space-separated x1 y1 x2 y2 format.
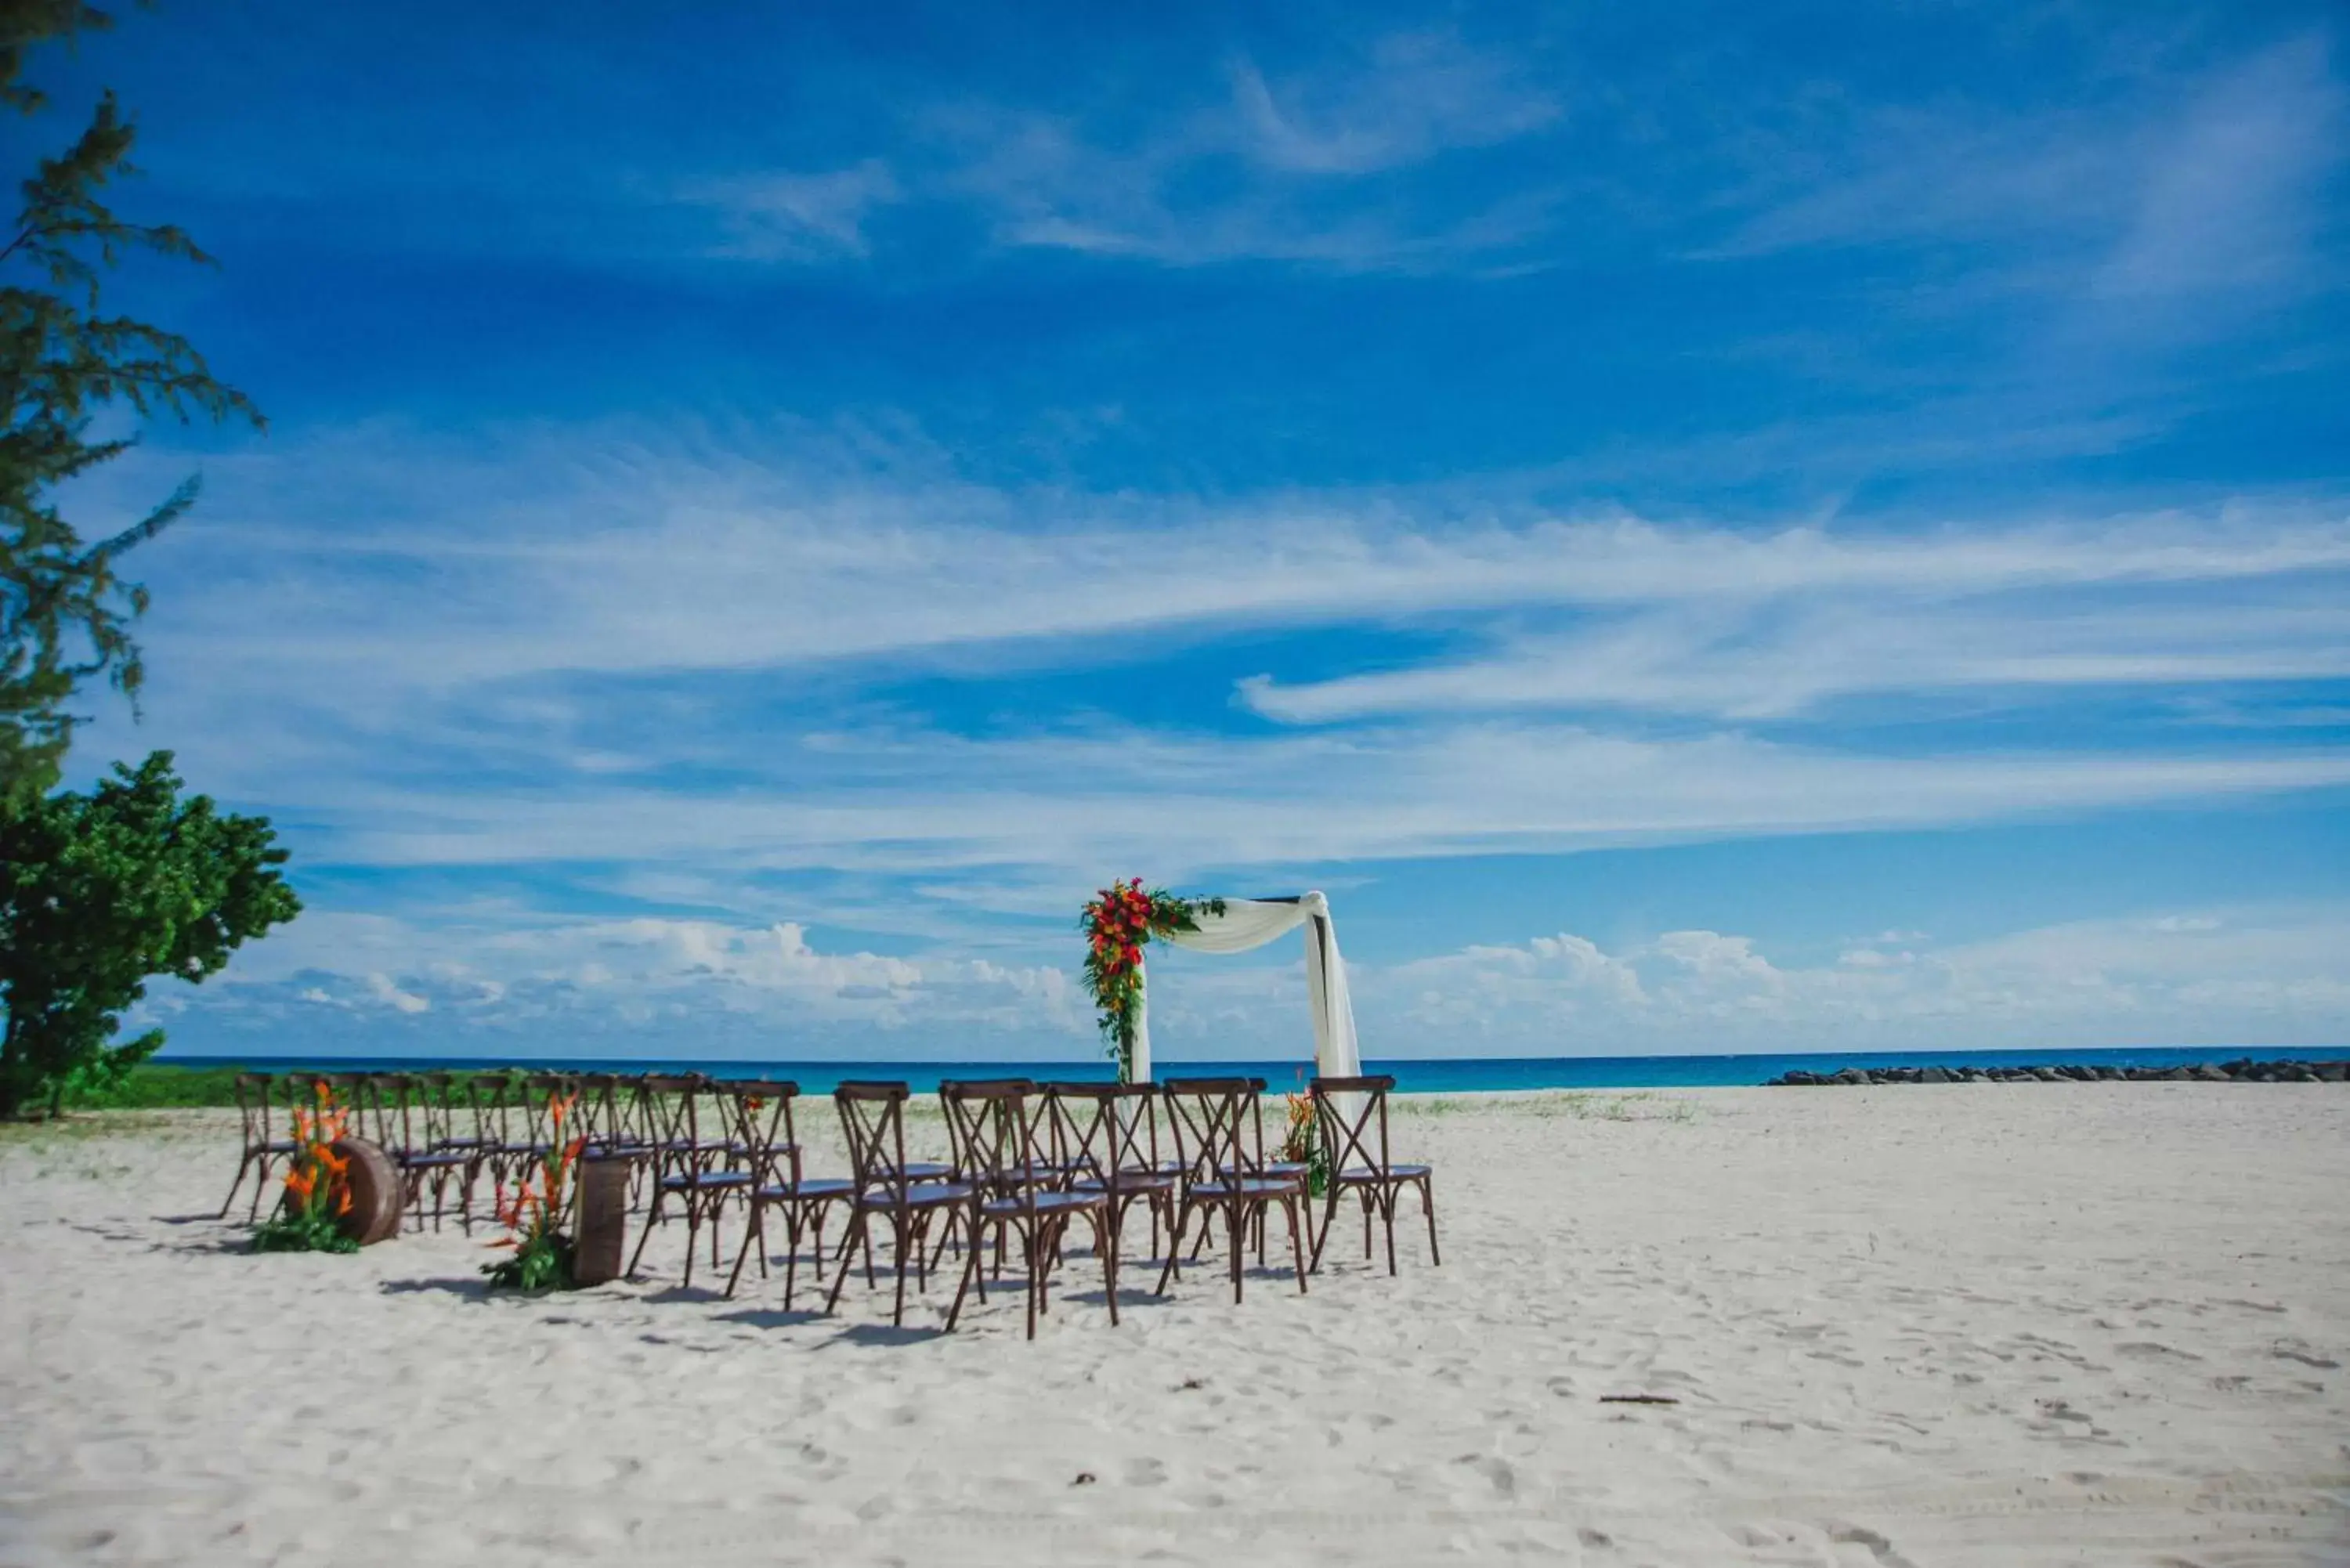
221 1068 707 1234
219 1069 1437 1336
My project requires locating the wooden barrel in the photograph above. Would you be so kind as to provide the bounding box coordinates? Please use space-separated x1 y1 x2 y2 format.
331 1137 403 1246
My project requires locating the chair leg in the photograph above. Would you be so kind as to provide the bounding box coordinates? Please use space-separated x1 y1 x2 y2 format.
1099 1210 1120 1327
945 1227 982 1331
219 1152 254 1221
724 1202 761 1299
780 1205 804 1310
1153 1201 1191 1296
626 1184 670 1279
890 1215 910 1327
1381 1184 1398 1276
1021 1218 1040 1339
825 1211 870 1315
1309 1183 1341 1274
1228 1200 1246 1305
248 1154 276 1224
1419 1175 1440 1266
1286 1195 1309 1293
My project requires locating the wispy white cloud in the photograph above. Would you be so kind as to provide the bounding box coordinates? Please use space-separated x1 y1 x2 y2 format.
2089 36 2345 306
117 420 2350 693
1701 31 2347 374
678 158 902 259
76 421 2350 900
930 29 1567 270
1242 594 2350 723
1226 31 1560 175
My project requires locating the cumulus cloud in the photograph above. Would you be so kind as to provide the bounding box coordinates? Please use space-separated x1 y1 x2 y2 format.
1365 909 2350 1055
197 910 1085 1055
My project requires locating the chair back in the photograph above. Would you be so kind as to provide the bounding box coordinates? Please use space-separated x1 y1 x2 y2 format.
418 1071 467 1147
718 1079 803 1187
342 1072 400 1151
1043 1082 1159 1184
576 1073 644 1154
1311 1074 1397 1179
939 1079 1043 1193
1159 1077 1264 1183
638 1075 720 1170
833 1082 927 1203
462 1072 514 1151
231 1072 277 1153
517 1074 575 1151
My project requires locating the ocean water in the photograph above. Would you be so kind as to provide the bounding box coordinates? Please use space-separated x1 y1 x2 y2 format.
157 1044 2345 1094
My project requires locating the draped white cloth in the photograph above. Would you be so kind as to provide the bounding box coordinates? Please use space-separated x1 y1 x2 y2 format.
1128 891 1361 1085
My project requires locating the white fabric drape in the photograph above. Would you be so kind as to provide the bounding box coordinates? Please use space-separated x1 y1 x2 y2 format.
1128 892 1361 1085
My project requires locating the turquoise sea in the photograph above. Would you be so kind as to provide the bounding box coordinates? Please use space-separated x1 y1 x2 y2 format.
160 1045 2345 1093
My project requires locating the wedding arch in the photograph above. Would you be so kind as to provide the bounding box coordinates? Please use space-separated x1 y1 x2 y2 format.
1081 881 1362 1085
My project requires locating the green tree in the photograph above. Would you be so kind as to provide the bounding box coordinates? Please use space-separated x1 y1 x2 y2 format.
3 2 262 799
0 750 298 1118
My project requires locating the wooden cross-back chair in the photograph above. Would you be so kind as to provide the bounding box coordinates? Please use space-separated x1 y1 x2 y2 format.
356 1072 475 1233
933 1077 1040 1282
721 1080 854 1308
824 1082 973 1327
624 1075 752 1288
1309 1075 1437 1275
939 1081 1120 1339
575 1072 655 1208
1049 1082 1180 1264
219 1073 298 1222
1155 1077 1308 1302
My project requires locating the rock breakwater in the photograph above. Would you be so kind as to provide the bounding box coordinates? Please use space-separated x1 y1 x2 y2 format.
1767 1057 2348 1086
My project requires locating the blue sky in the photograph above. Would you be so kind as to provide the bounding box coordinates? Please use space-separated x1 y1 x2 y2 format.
38 2 2350 1061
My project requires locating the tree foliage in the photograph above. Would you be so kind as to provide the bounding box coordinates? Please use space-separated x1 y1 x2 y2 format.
0 750 299 1118
2 1 262 798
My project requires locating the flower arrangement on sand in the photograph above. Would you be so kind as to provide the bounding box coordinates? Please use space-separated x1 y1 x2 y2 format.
251 1081 360 1254
1278 1087 1330 1197
483 1092 584 1292
1080 878 1224 1082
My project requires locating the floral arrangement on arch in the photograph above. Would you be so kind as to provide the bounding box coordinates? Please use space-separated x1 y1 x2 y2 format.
483 1091 584 1292
251 1080 360 1255
1080 878 1224 1082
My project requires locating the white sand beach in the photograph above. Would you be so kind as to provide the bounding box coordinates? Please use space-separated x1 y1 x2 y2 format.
2 1086 2345 1567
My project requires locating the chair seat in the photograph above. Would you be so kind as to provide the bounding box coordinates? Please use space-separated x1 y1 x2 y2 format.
753 1177 855 1202
971 1163 1068 1187
256 1139 299 1154
436 1136 490 1149
1190 1176 1303 1198
892 1162 952 1183
980 1190 1104 1217
394 1149 470 1170
660 1169 754 1191
854 1181 974 1210
1336 1164 1431 1183
1218 1161 1310 1180
1072 1170 1176 1193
